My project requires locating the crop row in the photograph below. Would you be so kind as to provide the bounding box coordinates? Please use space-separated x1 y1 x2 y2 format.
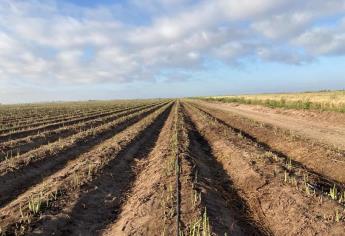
0 102 160 161
0 101 156 135
0 102 172 234
0 100 162 128
184 101 344 234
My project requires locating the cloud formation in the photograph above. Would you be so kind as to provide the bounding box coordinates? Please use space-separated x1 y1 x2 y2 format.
0 0 344 86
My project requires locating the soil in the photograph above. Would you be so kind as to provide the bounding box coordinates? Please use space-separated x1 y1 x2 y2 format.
195 100 345 150
1 100 344 236
183 102 345 235
190 100 345 185
102 104 176 236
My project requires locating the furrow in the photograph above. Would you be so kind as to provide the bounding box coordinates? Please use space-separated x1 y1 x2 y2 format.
183 101 345 235
189 100 345 183
0 106 116 134
0 103 167 207
0 103 173 235
177 103 266 235
188 102 345 203
0 102 159 142
101 103 177 236
0 103 160 161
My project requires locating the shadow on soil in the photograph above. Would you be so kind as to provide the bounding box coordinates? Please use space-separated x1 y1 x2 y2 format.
0 105 164 208
182 103 269 236
29 105 172 236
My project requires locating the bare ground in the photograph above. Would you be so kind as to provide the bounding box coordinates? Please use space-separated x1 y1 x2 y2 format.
102 104 176 236
0 104 172 235
190 100 345 185
1 100 345 236
28 104 172 235
183 101 345 235
0 104 165 208
195 100 345 150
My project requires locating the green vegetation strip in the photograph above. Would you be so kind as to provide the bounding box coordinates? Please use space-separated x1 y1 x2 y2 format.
198 90 345 112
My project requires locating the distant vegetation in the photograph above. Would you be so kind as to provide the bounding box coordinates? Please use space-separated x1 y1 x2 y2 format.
200 90 345 112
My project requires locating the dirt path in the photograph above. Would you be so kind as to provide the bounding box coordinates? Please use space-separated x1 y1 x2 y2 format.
194 100 345 150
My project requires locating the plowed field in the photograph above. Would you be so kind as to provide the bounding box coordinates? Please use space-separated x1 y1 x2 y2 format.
0 99 344 235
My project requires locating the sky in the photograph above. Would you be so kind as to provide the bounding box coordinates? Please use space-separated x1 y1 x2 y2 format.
0 0 345 104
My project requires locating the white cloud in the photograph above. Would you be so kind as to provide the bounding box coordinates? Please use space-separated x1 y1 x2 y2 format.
294 20 345 55
0 0 345 88
252 12 313 39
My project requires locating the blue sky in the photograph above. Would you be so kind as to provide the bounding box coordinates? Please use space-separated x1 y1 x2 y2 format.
0 0 345 103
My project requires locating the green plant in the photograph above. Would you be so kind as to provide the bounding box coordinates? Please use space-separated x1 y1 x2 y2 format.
339 191 345 203
335 209 341 222
28 193 43 214
330 185 338 200
202 208 210 236
237 132 243 139
87 163 93 179
286 158 293 170
187 208 211 236
290 176 297 187
305 184 311 196
72 173 80 189
191 189 201 207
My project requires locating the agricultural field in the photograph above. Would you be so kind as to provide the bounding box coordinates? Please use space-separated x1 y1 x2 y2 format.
203 90 345 112
1 98 345 235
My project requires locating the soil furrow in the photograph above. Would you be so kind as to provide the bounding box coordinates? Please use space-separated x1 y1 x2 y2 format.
179 103 267 235
0 104 123 127
0 103 158 161
190 100 345 185
188 102 345 201
29 104 172 235
175 102 203 235
0 106 116 134
0 103 133 129
101 104 176 236
184 101 345 235
0 103 172 235
0 103 157 143
0 103 166 207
